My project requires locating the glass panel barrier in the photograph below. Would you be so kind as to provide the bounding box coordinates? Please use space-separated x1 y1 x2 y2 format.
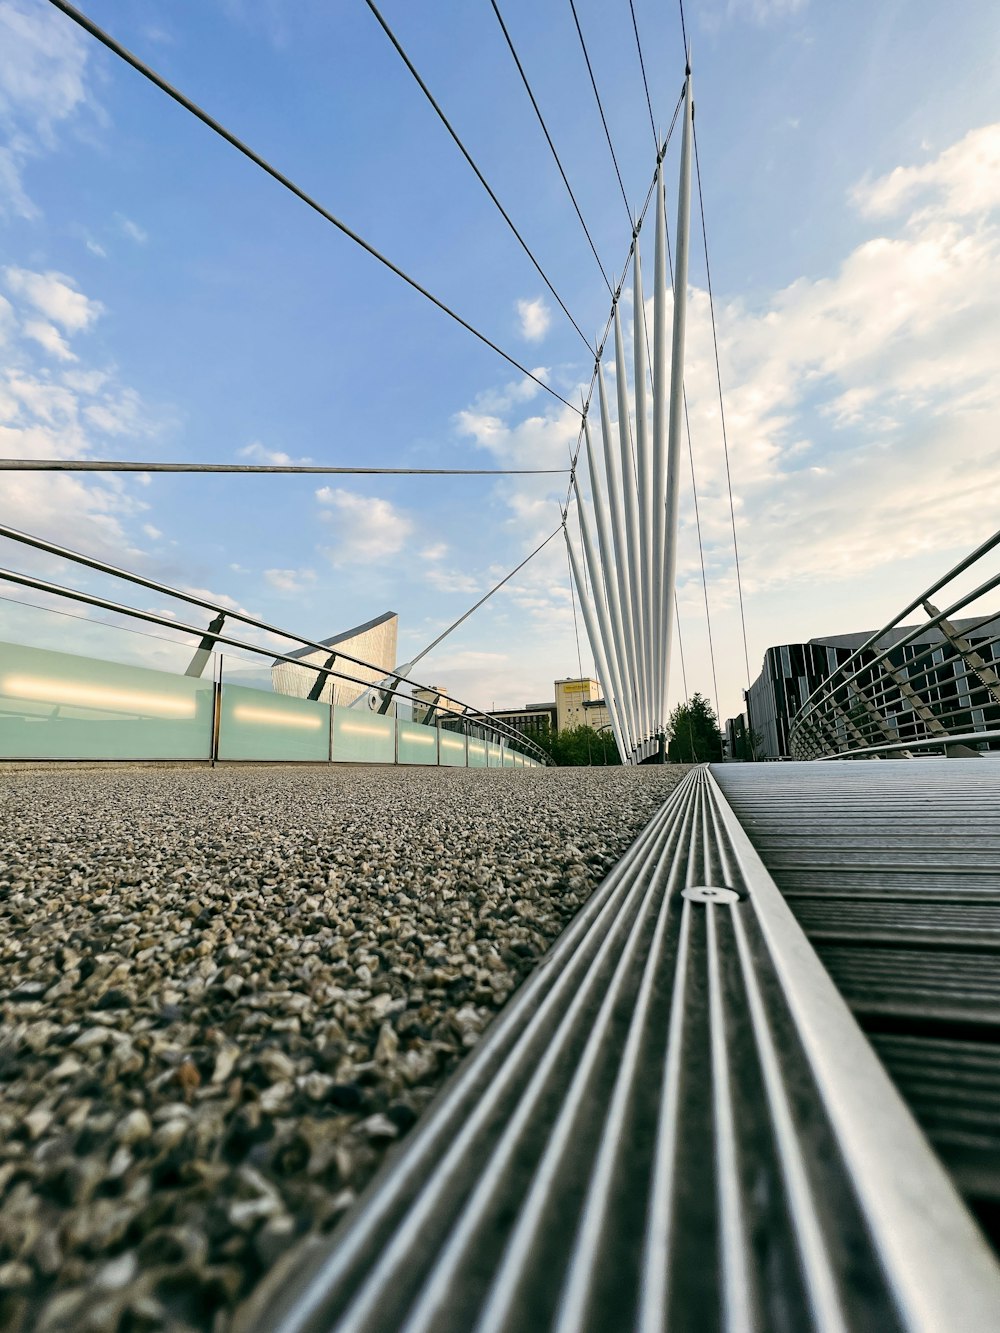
398 719 439 765
0 640 214 760
467 738 488 768
333 709 395 764
439 726 467 768
218 685 329 761
487 741 503 767
503 750 516 767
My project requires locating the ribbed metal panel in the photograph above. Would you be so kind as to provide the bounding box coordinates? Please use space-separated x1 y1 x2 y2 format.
815 946 1000 1024
252 767 1000 1333
870 1034 1000 1196
792 900 1000 947
712 759 1000 1255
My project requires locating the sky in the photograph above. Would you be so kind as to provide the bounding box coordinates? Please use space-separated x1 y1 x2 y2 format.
1 0 999 725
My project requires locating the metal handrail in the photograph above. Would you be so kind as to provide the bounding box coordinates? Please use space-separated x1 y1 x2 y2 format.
815 729 1000 760
788 524 1000 760
0 530 552 765
794 525 1000 730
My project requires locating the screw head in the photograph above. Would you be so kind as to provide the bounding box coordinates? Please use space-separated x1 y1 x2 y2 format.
682 885 741 905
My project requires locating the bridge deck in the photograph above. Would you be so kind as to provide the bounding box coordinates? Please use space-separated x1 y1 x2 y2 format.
713 758 1000 1258
254 762 1000 1332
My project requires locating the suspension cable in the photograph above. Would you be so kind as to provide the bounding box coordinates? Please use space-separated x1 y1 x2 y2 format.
628 0 658 149
0 460 569 477
674 590 698 760
693 119 752 688
684 392 722 729
678 0 690 59
567 0 633 222
365 0 594 356
45 0 579 414
489 0 613 298
405 525 562 672
565 530 593 764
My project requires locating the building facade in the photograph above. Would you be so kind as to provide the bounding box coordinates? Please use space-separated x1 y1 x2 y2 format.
492 678 611 739
411 685 464 724
491 702 558 736
729 615 1000 759
271 612 398 708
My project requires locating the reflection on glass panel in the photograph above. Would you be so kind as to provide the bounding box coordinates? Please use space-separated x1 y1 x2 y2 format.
503 750 516 767
439 727 467 768
467 738 488 768
218 685 329 761
0 640 214 759
333 709 395 764
398 720 438 765
487 742 502 768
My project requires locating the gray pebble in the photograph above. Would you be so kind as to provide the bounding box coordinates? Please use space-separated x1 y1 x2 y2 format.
0 762 683 1330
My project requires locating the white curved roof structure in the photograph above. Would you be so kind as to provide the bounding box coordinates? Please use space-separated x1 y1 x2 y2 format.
270 611 398 707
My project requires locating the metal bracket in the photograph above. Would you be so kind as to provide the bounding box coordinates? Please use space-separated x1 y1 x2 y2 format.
307 653 338 702
184 610 226 678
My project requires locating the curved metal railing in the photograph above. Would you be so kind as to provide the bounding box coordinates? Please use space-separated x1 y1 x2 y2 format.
789 527 1000 759
0 522 552 766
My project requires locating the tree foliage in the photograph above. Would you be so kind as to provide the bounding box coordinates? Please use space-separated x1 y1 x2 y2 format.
525 723 621 767
667 692 724 763
729 715 765 761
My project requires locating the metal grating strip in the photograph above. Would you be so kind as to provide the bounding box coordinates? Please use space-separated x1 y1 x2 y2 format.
250 767 1000 1333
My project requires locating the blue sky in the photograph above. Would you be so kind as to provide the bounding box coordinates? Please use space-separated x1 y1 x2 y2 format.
1 0 999 722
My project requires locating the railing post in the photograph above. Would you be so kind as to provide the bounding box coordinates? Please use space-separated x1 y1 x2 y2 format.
211 667 222 766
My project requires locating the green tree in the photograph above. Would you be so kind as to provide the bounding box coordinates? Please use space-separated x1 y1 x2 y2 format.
667 692 724 763
526 723 620 766
729 715 764 761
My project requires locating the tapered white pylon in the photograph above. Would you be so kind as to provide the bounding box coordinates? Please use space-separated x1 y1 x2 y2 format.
566 69 694 763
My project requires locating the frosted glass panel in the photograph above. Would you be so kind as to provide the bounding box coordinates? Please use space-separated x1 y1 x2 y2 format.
487 742 502 767
439 728 467 768
218 685 329 761
398 719 438 765
333 709 395 764
0 640 213 759
503 750 516 767
467 738 487 768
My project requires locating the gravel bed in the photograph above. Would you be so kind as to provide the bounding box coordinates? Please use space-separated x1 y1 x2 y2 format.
0 763 684 1332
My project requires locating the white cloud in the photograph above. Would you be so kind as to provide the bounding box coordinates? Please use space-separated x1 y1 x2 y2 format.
264 567 317 594
426 566 480 596
143 523 163 541
315 487 413 565
0 272 160 576
516 297 551 343
725 0 807 22
853 124 1000 221
0 0 93 218
116 213 149 244
5 267 103 334
22 318 75 362
238 441 312 465
421 542 448 561
85 238 107 259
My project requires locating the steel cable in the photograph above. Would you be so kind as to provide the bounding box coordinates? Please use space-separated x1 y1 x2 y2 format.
693 120 752 688
364 0 595 355
568 0 634 223
490 0 614 297
0 460 568 476
45 0 580 414
628 0 658 148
